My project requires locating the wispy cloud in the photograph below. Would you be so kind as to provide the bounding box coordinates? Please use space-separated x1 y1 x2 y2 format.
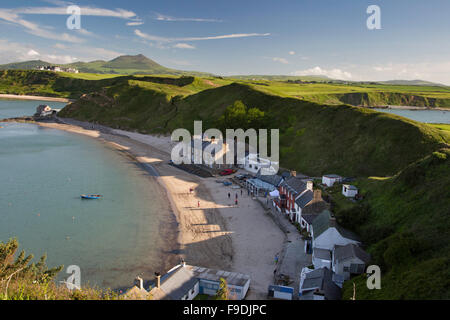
173 43 196 49
155 13 221 22
135 29 270 42
10 6 137 19
0 9 84 43
273 57 289 64
126 21 144 26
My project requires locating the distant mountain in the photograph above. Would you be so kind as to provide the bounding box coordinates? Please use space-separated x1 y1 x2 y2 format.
227 74 332 82
0 54 212 77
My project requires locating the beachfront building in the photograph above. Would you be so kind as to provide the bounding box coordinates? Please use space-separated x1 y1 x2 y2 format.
240 152 279 175
274 173 313 221
125 262 251 300
342 184 358 198
190 139 230 169
312 248 332 269
299 267 342 300
34 104 57 119
332 244 371 280
311 210 361 251
246 171 284 196
322 174 343 187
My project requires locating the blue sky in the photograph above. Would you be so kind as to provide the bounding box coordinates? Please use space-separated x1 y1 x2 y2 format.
0 0 449 84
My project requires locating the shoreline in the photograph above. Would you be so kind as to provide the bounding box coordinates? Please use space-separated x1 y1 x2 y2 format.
365 105 449 111
0 94 73 103
29 117 285 299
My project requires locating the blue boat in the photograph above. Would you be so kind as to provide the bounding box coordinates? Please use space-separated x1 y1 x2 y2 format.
81 194 103 199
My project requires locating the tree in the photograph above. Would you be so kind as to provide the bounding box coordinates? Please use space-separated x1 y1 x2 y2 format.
214 277 229 300
0 238 63 299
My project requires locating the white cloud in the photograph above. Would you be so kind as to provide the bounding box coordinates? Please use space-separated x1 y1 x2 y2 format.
134 29 270 42
27 49 40 57
289 51 295 55
155 13 221 22
126 21 144 26
173 43 196 49
273 57 289 64
292 66 353 80
53 43 67 49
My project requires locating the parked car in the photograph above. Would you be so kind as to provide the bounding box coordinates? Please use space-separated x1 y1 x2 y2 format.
219 169 236 176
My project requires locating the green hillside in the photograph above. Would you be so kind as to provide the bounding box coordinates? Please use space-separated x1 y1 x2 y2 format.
57 76 450 299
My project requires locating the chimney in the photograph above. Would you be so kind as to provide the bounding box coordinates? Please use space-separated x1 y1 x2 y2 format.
155 272 161 289
313 189 322 201
306 180 313 191
135 276 143 290
291 170 297 177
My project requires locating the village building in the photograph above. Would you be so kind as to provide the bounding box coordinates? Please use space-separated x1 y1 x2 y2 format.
342 184 358 198
38 65 79 73
240 152 278 175
299 267 342 300
34 105 57 119
332 244 371 280
246 171 284 195
322 174 343 187
124 262 251 300
274 172 313 221
311 210 361 251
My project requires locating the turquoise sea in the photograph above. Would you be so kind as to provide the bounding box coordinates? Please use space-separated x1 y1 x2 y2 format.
0 99 177 289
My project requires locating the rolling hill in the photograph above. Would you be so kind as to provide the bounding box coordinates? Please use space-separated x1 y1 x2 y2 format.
0 54 212 77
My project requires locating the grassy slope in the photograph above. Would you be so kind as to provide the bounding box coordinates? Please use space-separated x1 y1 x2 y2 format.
58 78 450 299
339 149 450 299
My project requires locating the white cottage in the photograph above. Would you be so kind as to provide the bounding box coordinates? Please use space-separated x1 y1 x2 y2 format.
322 174 343 187
311 210 361 251
342 184 358 198
332 244 371 280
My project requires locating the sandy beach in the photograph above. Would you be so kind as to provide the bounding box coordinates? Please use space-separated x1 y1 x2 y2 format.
36 118 285 299
0 94 72 103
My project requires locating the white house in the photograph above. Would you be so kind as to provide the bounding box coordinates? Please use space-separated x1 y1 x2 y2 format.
332 244 371 280
241 153 278 175
322 174 343 187
342 184 358 198
311 210 361 251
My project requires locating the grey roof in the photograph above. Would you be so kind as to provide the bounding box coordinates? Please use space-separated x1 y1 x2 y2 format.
334 244 371 264
188 265 250 287
301 268 341 300
314 248 331 260
280 176 308 195
343 184 358 190
158 265 199 300
255 172 284 187
302 213 319 225
312 210 360 242
295 190 314 208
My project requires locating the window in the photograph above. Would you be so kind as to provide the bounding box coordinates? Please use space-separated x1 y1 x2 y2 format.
343 266 350 272
350 263 365 274
191 288 195 295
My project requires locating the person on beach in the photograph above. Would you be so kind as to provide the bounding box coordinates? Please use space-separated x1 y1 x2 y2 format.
235 193 238 199
228 192 231 199
235 199 238 206
197 201 200 208
241 189 243 196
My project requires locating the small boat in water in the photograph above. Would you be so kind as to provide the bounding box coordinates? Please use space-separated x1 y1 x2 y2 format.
81 194 103 199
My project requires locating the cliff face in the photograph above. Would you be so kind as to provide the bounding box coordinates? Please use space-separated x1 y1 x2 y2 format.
334 91 450 108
